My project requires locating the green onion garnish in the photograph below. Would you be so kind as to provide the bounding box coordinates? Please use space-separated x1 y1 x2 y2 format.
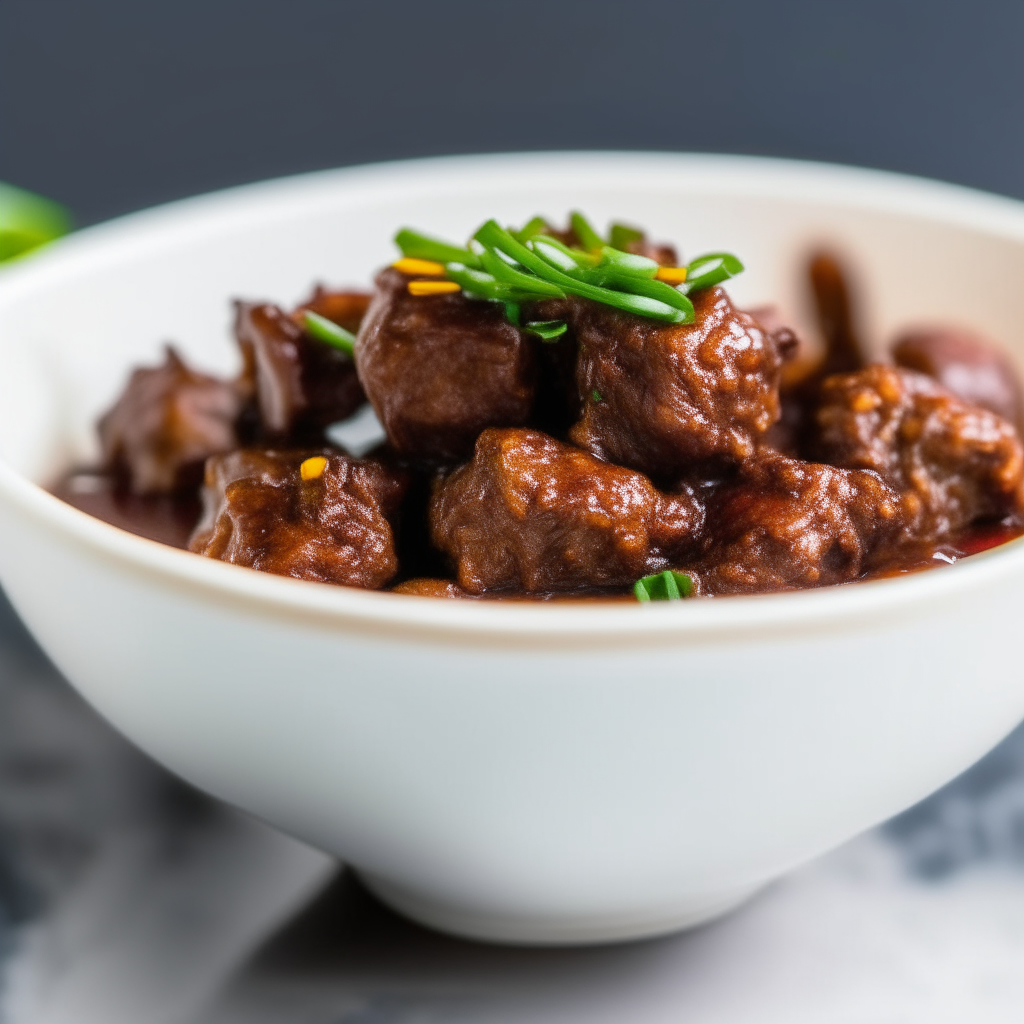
514 216 548 242
525 319 568 341
634 570 694 602
0 182 71 263
681 252 744 293
591 389 603 402
394 228 481 269
609 222 644 251
570 210 605 252
392 215 743 327
302 310 356 357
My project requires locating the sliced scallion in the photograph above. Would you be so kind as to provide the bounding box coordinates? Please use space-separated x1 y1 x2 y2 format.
633 570 694 602
525 319 568 341
302 310 356 357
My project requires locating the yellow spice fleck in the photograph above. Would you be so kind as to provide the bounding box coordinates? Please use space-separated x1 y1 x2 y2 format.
300 456 328 481
408 280 461 296
393 257 446 276
654 266 688 284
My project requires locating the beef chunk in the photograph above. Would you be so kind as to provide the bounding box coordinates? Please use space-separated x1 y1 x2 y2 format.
391 578 469 598
235 300 365 441
356 267 536 463
568 287 785 476
189 448 408 588
430 427 704 593
682 453 901 595
892 326 1023 427
809 251 867 376
815 365 1024 539
98 346 241 495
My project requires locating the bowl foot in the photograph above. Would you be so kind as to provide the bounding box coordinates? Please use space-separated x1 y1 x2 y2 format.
357 873 764 946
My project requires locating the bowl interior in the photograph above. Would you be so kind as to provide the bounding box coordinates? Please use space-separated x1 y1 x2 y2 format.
3 153 1024 489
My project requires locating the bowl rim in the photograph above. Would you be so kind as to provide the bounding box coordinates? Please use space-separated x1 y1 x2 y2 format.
4 149 1024 644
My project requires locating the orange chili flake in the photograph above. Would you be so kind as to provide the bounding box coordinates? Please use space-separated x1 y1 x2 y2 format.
393 257 446 276
407 280 461 296
300 456 328 481
654 266 688 284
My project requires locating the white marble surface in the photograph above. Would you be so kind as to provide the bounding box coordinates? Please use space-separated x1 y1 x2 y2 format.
1 585 1023 1024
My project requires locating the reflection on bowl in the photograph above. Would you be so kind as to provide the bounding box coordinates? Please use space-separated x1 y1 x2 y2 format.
1 153 1024 944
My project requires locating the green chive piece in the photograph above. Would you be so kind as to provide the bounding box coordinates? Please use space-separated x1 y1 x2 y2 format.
302 310 356 356
600 271 696 318
394 228 481 268
514 216 548 242
0 181 72 262
633 570 694 602
682 252 745 293
504 301 521 325
525 319 568 341
570 211 606 252
609 222 644 251
595 247 659 278
591 389 603 402
479 247 565 298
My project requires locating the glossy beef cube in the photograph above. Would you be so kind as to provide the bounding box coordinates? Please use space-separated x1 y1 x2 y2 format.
892 326 1022 428
568 287 785 477
98 346 241 495
235 299 365 441
683 453 901 595
355 268 536 463
429 427 704 593
189 448 408 588
814 364 1024 540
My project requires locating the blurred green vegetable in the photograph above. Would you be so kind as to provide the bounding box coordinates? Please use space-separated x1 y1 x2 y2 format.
0 182 72 262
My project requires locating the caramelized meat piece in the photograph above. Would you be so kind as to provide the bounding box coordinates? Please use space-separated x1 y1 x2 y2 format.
391 578 469 598
430 428 703 594
99 346 241 495
569 287 785 476
809 251 866 376
235 301 365 440
356 268 536 463
892 326 1023 427
815 365 1024 539
293 286 371 334
683 454 901 595
189 448 408 588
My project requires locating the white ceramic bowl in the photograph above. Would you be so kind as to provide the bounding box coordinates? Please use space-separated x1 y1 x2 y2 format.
1 153 1024 945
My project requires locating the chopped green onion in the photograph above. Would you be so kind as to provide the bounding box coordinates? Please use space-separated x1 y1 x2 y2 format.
504 301 521 325
595 247 659 278
633 570 694 602
478 247 565 298
396 216 739 326
0 181 71 262
394 228 481 269
570 210 606 252
682 252 745 293
525 319 568 341
514 216 548 242
609 222 644 251
591 389 603 402
302 310 356 356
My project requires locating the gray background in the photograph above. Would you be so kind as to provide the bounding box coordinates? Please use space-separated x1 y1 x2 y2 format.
3 0 1024 226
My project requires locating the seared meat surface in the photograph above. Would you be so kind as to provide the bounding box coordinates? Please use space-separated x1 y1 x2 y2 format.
189 448 408 588
814 365 1024 540
892 326 1023 428
99 346 242 495
235 300 365 441
682 454 901 595
569 287 785 476
430 427 703 593
356 268 536 463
